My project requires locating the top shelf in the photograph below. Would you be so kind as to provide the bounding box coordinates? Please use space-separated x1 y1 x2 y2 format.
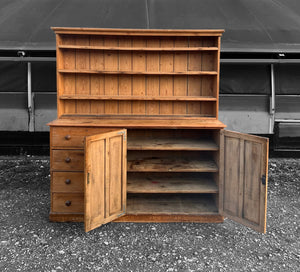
58 45 219 51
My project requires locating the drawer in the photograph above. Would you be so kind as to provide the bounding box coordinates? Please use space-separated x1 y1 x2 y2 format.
51 127 113 148
52 193 84 213
52 150 84 171
52 172 84 192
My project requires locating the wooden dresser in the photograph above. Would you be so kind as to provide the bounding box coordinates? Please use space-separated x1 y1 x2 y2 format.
49 28 268 233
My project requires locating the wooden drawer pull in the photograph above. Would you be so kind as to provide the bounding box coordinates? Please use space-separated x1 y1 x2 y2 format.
65 157 71 163
64 135 71 140
65 179 71 184
65 200 72 206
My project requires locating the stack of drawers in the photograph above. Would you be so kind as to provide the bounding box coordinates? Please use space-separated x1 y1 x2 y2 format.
50 127 112 221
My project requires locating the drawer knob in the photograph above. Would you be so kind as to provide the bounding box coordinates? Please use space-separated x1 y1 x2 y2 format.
65 179 71 184
65 157 71 163
65 200 71 206
65 135 71 140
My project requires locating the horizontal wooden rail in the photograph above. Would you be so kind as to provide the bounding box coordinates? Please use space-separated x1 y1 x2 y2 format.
58 69 218 75
59 95 217 101
58 45 219 51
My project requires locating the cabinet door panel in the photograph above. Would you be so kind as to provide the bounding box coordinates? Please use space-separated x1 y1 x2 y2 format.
84 129 127 232
219 130 268 233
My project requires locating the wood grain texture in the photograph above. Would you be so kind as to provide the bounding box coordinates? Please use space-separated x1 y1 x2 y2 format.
84 136 105 231
132 38 146 114
59 45 219 51
51 127 113 148
75 36 90 114
52 172 84 192
146 38 160 115
119 38 132 114
49 213 84 222
52 149 84 171
52 193 84 213
48 117 227 129
114 214 224 223
127 137 218 150
174 37 188 115
127 176 218 193
125 194 218 215
90 36 105 114
84 130 127 232
219 130 269 233
61 35 76 115
104 37 119 114
56 34 66 117
52 27 224 37
127 157 218 172
159 39 174 115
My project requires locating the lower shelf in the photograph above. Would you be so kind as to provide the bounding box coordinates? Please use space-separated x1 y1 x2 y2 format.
49 193 221 223
126 194 218 215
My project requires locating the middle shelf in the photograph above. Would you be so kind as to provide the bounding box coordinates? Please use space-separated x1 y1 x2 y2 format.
127 156 218 172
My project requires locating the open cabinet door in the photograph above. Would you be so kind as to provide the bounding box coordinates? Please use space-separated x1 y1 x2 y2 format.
219 130 268 233
84 129 127 232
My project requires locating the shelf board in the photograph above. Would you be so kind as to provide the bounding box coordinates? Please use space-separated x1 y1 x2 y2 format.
127 137 218 151
127 176 218 193
58 45 219 51
58 69 217 76
59 95 217 102
48 117 227 129
126 194 219 215
127 157 218 172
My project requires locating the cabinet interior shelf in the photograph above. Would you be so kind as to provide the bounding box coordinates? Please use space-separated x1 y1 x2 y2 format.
127 137 218 150
127 176 218 194
58 69 217 76
59 95 217 102
126 194 218 215
127 157 218 172
58 45 219 51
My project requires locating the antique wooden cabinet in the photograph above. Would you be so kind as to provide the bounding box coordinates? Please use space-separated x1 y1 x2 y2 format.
49 28 268 233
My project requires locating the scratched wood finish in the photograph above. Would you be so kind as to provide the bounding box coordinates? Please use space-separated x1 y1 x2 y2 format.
219 130 269 233
54 29 223 118
84 130 127 232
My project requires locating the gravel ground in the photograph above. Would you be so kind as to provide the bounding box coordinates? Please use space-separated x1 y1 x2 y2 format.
0 156 299 272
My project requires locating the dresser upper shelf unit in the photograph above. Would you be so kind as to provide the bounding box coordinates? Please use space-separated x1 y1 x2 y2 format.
54 27 223 119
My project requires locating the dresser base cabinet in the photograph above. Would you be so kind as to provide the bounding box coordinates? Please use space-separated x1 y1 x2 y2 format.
49 121 268 233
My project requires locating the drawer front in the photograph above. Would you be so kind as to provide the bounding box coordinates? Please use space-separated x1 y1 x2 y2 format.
52 193 84 213
51 127 113 148
52 150 84 171
52 172 84 192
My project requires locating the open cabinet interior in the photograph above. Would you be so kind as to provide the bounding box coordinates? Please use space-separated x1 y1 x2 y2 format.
49 28 268 233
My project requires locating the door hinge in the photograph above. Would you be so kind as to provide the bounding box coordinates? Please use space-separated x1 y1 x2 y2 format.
261 175 266 185
87 172 90 184
118 131 126 141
